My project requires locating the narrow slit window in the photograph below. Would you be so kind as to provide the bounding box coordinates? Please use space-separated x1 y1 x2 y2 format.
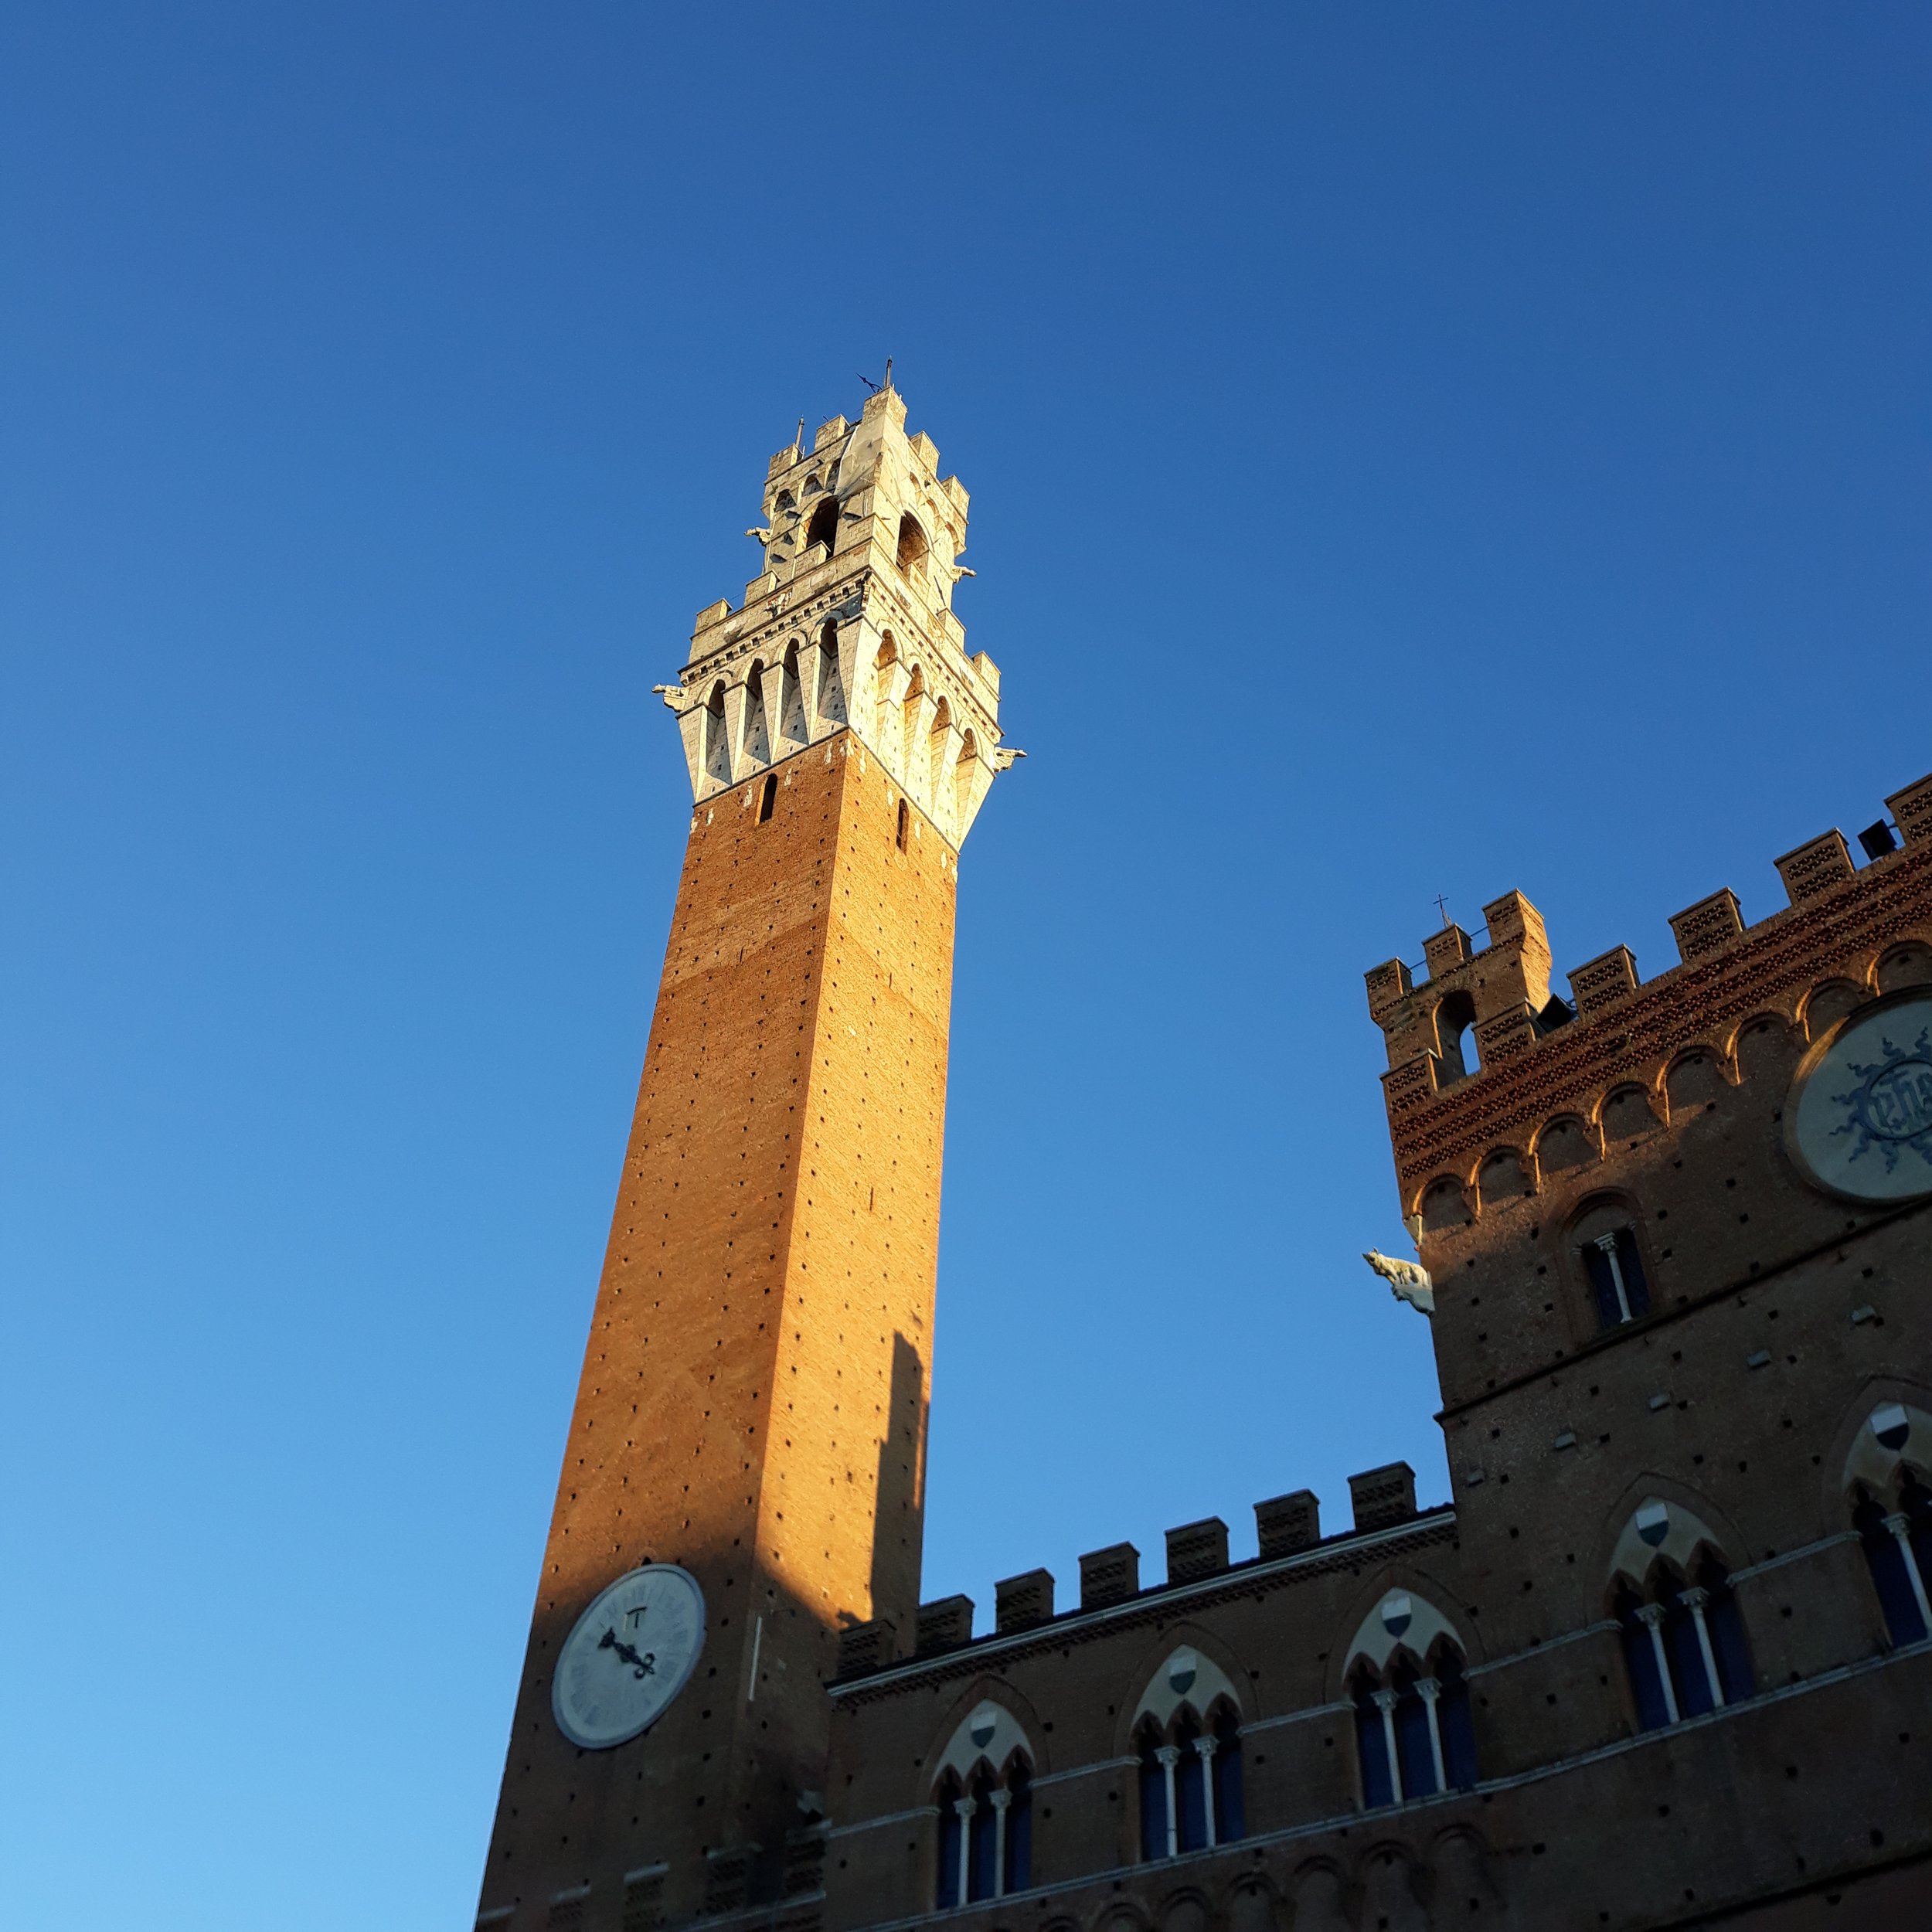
757 774 777 823
896 799 909 852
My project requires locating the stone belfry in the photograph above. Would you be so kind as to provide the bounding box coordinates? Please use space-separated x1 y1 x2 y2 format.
478 385 1011 1929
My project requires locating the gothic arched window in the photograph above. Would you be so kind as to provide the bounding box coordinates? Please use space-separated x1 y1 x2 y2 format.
1136 1717 1168 1861
1855 1469 1932 1644
896 511 929 580
934 1750 1032 1909
1136 1701 1245 1859
702 681 730 783
1616 1553 1753 1729
1349 1639 1475 1807
804 496 838 558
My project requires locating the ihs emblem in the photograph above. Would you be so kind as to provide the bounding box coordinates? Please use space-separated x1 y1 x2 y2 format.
1829 1024 1932 1175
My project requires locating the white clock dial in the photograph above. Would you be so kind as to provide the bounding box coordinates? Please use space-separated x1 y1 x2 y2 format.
552 1564 706 1750
1788 989 1932 1203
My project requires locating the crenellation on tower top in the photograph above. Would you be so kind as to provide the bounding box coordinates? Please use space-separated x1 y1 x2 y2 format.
662 386 1009 846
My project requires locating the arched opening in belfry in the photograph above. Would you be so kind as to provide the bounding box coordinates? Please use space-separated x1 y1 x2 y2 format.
1434 988 1479 1081
928 695 952 770
815 619 847 726
741 661 770 767
777 642 808 748
872 633 899 737
956 730 978 828
896 512 929 580
805 498 839 558
703 681 730 783
900 665 927 783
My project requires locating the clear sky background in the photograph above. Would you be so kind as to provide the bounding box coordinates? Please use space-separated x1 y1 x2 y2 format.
3 6 1928 1927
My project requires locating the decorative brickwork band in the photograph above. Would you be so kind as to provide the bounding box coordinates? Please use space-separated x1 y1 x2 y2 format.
1669 889 1744 964
1366 782 1932 1202
1475 1004 1539 1065
1165 1517 1230 1584
1078 1543 1141 1610
1382 1058 1440 1115
1774 831 1855 905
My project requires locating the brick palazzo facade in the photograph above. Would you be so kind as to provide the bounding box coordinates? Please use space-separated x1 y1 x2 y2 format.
477 393 1932 1932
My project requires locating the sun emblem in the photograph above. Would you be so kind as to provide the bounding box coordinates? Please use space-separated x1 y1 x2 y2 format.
1829 1024 1932 1173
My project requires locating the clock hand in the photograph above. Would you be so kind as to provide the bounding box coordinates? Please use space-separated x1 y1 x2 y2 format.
597 1626 658 1679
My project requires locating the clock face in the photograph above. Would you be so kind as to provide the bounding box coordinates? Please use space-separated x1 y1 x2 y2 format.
552 1564 706 1750
1787 989 1932 1203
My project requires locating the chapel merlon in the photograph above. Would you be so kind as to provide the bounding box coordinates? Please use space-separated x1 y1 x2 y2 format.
1364 889 1554 1080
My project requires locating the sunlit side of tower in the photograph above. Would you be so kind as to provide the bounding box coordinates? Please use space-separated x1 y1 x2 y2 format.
478 386 1011 1927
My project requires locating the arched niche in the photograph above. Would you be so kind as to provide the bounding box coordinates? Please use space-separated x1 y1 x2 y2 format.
1733 1012 1798 1085
1477 1148 1531 1209
1876 941 1932 995
1420 1175 1471 1233
1665 1049 1727 1116
1534 1114 1597 1182
1599 1083 1662 1145
1804 978 1866 1043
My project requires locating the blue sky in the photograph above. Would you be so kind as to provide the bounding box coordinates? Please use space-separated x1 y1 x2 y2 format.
2 6 1927 1926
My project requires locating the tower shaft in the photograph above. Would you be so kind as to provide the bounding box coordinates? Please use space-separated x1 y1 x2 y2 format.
480 388 1005 1927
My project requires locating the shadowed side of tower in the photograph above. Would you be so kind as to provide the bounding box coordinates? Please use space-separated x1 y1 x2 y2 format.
478 387 1007 1929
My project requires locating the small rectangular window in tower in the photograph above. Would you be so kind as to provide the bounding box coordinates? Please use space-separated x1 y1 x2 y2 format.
758 774 777 823
896 798 909 852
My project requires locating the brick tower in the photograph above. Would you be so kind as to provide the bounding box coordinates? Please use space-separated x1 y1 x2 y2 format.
477 386 1012 1930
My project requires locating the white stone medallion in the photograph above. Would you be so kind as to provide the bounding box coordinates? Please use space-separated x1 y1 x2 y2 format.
1787 989 1932 1202
552 1564 706 1750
